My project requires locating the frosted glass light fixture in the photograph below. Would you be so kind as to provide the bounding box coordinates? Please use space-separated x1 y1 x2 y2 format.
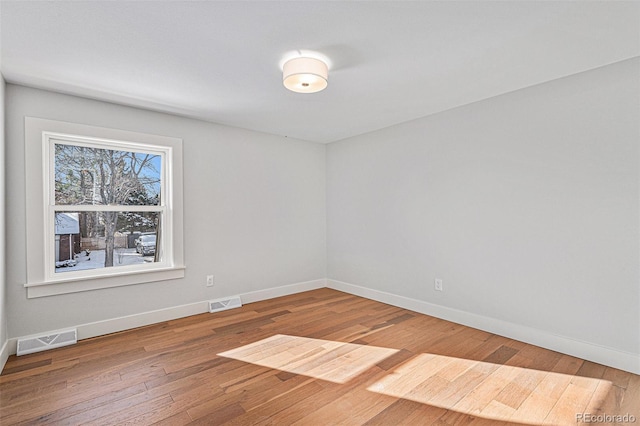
282 57 328 93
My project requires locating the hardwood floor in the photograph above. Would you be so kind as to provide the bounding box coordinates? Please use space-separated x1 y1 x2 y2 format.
1 288 638 425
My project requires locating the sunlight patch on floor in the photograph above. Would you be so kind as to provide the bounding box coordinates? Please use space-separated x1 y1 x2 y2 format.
218 334 399 384
367 353 612 426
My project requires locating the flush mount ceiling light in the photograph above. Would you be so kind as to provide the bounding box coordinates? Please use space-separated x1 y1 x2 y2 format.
282 57 328 94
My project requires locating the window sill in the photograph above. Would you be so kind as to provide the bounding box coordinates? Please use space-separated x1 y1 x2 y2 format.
25 266 186 298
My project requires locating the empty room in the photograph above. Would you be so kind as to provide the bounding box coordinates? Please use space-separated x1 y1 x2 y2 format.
0 1 639 425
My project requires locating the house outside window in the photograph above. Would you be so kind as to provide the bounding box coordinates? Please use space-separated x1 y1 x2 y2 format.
54 212 80 266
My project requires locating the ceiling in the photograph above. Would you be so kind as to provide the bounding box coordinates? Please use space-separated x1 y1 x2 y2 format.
1 1 638 143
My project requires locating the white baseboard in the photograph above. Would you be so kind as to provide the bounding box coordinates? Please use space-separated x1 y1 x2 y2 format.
0 338 9 373
239 278 326 304
327 279 640 375
78 300 209 340
5 278 326 358
5 277 637 376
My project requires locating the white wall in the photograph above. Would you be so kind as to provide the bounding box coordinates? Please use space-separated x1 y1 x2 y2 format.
5 85 326 338
3 59 638 373
327 59 639 363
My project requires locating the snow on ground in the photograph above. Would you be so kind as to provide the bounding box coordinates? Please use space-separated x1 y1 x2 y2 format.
55 248 154 273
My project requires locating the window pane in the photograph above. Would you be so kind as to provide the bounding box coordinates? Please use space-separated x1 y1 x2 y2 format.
54 211 160 273
54 144 161 206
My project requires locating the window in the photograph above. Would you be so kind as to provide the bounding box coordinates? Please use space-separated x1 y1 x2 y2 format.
51 141 164 274
25 118 184 298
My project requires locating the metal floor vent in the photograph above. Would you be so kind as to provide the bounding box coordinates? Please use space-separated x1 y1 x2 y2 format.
17 329 78 356
209 296 242 313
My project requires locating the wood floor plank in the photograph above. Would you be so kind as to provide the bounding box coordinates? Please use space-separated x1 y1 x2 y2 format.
2 382 148 425
364 398 442 425
57 389 169 426
286 366 388 426
0 358 52 375
139 409 194 426
224 380 324 425
620 374 640 421
0 377 67 406
452 363 524 416
0 358 80 385
1 288 638 425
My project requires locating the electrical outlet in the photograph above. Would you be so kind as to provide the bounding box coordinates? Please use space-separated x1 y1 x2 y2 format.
206 275 214 287
434 278 443 291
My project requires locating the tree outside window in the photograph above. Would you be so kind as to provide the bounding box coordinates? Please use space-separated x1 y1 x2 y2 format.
53 143 162 272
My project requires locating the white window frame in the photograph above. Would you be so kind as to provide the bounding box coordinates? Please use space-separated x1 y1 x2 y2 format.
25 118 185 298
